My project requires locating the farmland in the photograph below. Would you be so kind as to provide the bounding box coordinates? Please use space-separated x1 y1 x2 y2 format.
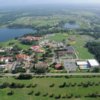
0 76 100 100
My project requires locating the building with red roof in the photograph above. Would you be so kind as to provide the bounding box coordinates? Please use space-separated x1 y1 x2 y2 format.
31 46 45 53
55 63 63 70
16 54 30 61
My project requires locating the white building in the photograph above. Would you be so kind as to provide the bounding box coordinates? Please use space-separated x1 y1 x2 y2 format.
76 61 89 69
88 59 99 67
76 61 88 66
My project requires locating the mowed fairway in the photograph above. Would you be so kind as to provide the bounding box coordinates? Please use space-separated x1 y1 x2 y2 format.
0 76 100 100
72 35 94 59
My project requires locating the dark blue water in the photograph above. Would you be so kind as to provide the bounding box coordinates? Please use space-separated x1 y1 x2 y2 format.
64 23 80 29
0 28 36 42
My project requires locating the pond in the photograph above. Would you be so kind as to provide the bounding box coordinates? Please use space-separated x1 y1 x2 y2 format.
0 28 36 42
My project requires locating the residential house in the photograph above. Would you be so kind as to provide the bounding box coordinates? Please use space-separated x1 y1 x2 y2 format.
31 46 45 53
55 46 75 57
16 54 30 61
20 36 41 43
0 56 13 63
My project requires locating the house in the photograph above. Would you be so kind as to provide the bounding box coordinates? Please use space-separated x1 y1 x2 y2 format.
0 64 6 68
55 63 63 70
66 46 74 54
76 59 100 70
0 49 5 53
55 46 75 57
4 47 13 51
76 61 89 69
16 54 30 61
0 57 13 63
88 59 99 67
35 62 48 69
31 46 45 53
20 36 41 43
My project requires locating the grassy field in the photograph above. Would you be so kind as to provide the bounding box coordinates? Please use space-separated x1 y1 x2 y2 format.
0 39 30 50
72 35 94 59
0 76 100 100
47 33 68 42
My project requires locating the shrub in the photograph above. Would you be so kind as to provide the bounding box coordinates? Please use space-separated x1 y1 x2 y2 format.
49 83 55 87
28 91 34 95
9 82 25 88
66 93 73 98
7 91 14 96
59 82 66 88
32 84 37 88
43 93 48 97
61 94 66 99
0 82 9 89
16 74 32 80
35 91 40 96
49 93 54 98
12 67 26 74
55 94 61 99
26 84 32 88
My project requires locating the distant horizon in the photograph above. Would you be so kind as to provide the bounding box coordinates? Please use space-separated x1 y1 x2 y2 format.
0 3 100 10
0 0 100 8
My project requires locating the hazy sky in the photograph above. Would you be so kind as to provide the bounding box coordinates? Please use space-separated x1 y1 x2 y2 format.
0 0 100 6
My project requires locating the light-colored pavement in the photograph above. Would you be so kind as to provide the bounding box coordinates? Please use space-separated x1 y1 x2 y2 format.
0 73 100 77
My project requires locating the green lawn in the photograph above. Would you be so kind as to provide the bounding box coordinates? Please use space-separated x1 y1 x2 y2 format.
0 39 30 50
47 33 68 42
72 35 94 59
0 76 100 100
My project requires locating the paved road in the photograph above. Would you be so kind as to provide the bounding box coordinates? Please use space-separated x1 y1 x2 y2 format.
0 73 100 77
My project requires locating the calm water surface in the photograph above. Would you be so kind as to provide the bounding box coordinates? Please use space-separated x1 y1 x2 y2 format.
0 28 35 42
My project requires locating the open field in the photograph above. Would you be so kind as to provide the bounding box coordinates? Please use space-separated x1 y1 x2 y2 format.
0 39 30 50
0 76 100 100
72 35 94 59
47 33 68 42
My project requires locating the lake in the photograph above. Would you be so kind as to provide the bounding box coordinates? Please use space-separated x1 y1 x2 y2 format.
0 28 36 42
64 23 80 29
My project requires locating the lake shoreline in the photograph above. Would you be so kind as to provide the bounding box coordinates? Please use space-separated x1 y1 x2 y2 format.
0 28 36 42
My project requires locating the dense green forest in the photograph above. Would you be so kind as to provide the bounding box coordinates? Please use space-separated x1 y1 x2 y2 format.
86 42 100 62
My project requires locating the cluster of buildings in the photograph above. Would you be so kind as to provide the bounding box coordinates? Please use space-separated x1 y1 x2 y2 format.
19 36 41 43
76 59 100 70
0 35 47 73
0 34 100 74
63 59 100 73
31 46 45 53
40 39 65 48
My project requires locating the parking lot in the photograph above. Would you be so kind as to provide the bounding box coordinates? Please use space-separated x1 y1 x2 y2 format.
64 59 78 72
